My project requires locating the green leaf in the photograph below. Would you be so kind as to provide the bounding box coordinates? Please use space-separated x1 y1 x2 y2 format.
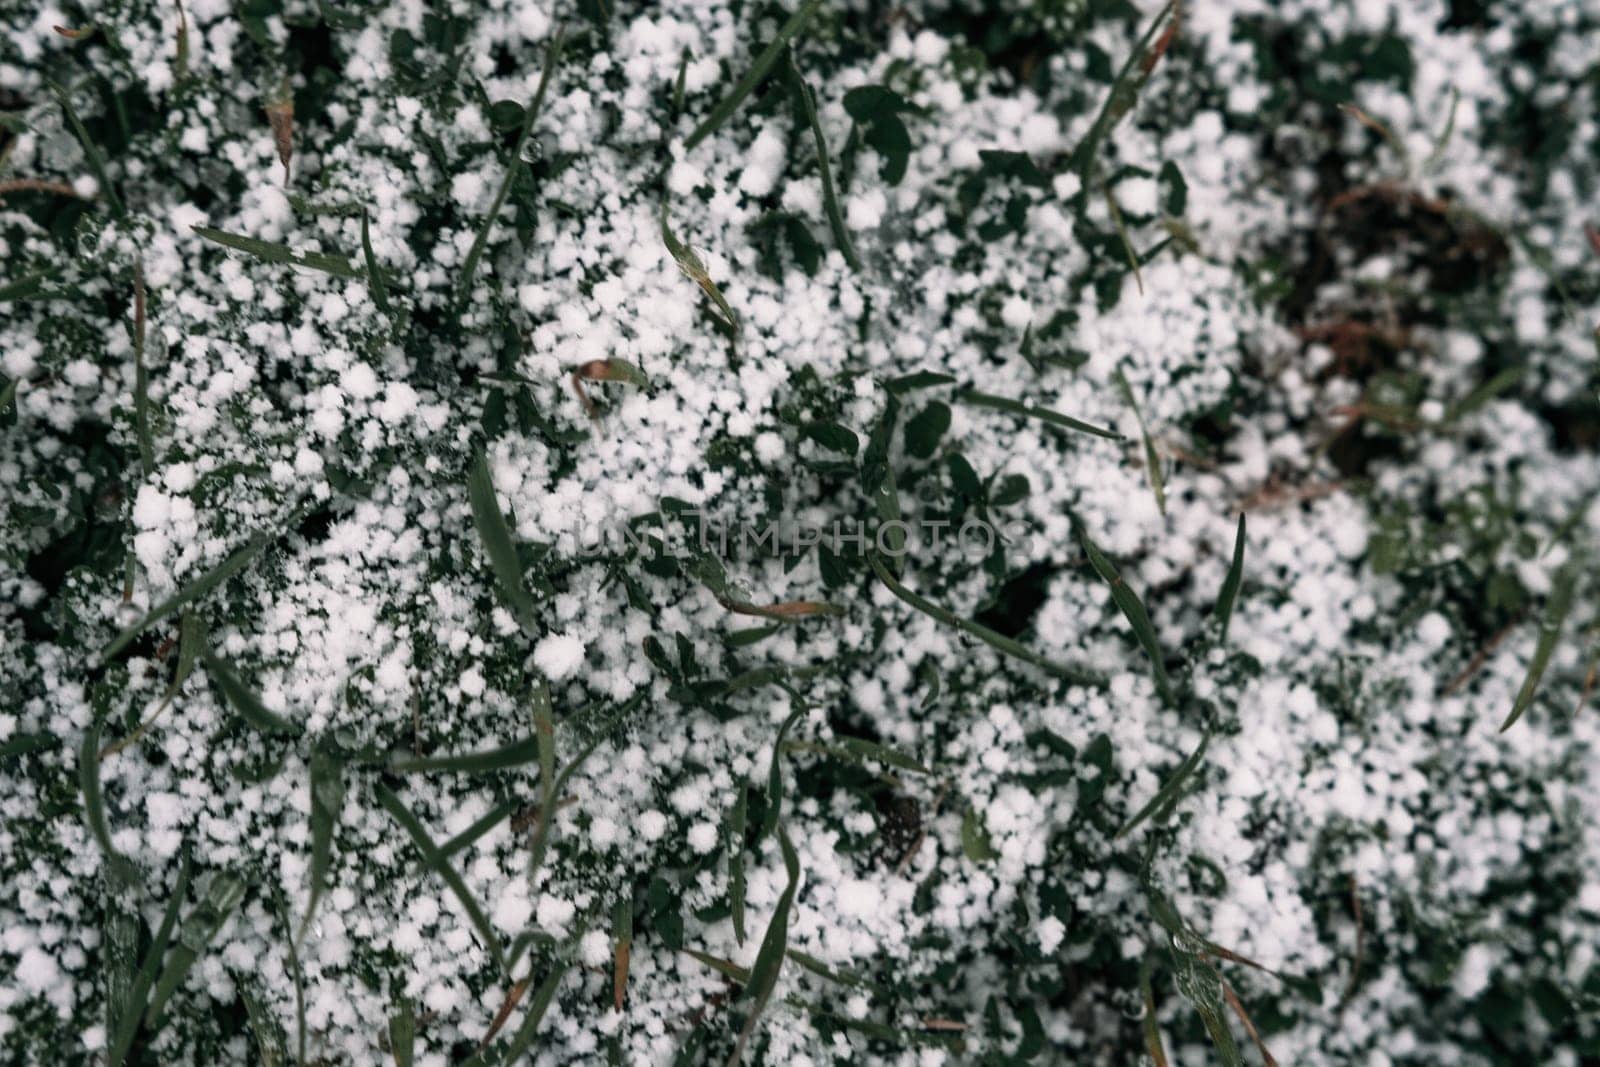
390 736 541 774
106 851 193 1066
842 85 918 185
100 514 298 663
960 808 997 862
728 786 749 944
1502 567 1578 732
361 209 391 313
376 783 508 977
727 824 801 1066
762 705 806 841
1078 527 1174 704
885 370 956 394
146 871 246 1026
831 736 932 775
457 28 566 298
662 207 740 331
904 402 951 459
298 745 345 942
388 998 416 1067
684 0 826 151
1068 2 1179 181
869 553 1103 685
955 388 1121 440
990 473 1030 507
1116 730 1210 838
1115 368 1164 515
202 648 301 735
50 78 123 215
193 225 363 278
80 717 141 888
787 50 860 272
482 957 575 1065
241 980 288 1067
467 449 539 636
804 420 860 456
1214 515 1246 643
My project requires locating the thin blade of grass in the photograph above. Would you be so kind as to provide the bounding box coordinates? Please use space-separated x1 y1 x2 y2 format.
201 647 301 735
131 265 154 476
954 388 1121 441
1068 2 1179 181
1117 729 1209 838
1114 368 1163 514
728 785 748 944
526 681 559 879
80 719 140 887
106 850 192 1066
683 947 751 983
280 901 307 1064
1104 187 1145 296
193 225 363 278
297 745 344 943
457 27 566 298
388 997 416 1067
1139 954 1170 1067
145 871 246 1025
787 49 860 272
1501 569 1577 732
869 553 1104 685
376 782 509 977
361 209 391 313
49 78 123 215
1214 514 1246 643
661 206 740 332
726 823 801 1067
100 518 290 662
390 736 540 774
613 896 633 1011
467 449 538 636
241 980 288 1067
433 798 518 869
684 0 826 151
1078 528 1174 704
761 705 806 842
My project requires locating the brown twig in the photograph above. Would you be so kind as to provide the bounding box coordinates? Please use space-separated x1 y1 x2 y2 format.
1338 875 1364 1011
0 178 86 200
1221 981 1279 1067
1442 611 1526 696
473 977 529 1053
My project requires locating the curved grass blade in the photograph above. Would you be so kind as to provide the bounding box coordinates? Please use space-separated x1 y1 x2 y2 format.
1067 1 1178 181
102 611 205 762
661 207 740 332
241 980 288 1067
467 449 538 636
376 782 508 977
193 225 363 278
955 388 1121 441
202 648 301 735
361 209 391 313
80 720 140 887
489 958 574 1064
434 798 519 868
145 871 246 1025
726 823 801 1067
1214 514 1246 643
100 519 290 662
684 0 826 151
1116 729 1209 838
106 850 192 1066
761 705 806 841
1114 368 1163 514
49 78 123 215
281 902 307 1065
869 553 1103 685
1501 568 1577 732
297 745 345 943
458 27 566 298
390 736 540 774
1078 529 1174 704
787 49 860 272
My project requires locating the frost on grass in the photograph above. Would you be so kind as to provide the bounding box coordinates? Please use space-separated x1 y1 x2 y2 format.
1 0 1599 1064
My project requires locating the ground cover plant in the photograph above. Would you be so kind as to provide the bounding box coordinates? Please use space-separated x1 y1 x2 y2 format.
2 0 1599 1063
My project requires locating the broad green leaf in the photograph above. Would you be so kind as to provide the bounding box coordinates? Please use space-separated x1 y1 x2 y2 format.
388 998 416 1067
145 871 246 1025
298 745 344 942
904 402 950 459
961 808 997 862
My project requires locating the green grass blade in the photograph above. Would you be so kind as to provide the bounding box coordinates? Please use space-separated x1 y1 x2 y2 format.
728 786 748 944
79 719 140 887
201 648 301 735
1078 528 1174 704
361 209 391 313
684 0 826 151
106 850 192 1066
661 207 740 331
376 783 508 976
527 681 559 880
100 519 289 662
761 705 806 841
1214 514 1246 643
726 824 801 1067
145 871 246 1025
467 449 538 636
241 980 288 1067
1068 2 1177 181
390 737 540 774
388 997 416 1067
787 49 860 272
297 745 344 942
955 388 1121 441
1116 729 1209 838
432 799 518 869
193 225 363 278
0 375 17 414
457 27 566 298
131 267 154 476
1501 570 1577 732
494 958 574 1063
49 78 123 215
869 553 1104 685
1114 369 1163 514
